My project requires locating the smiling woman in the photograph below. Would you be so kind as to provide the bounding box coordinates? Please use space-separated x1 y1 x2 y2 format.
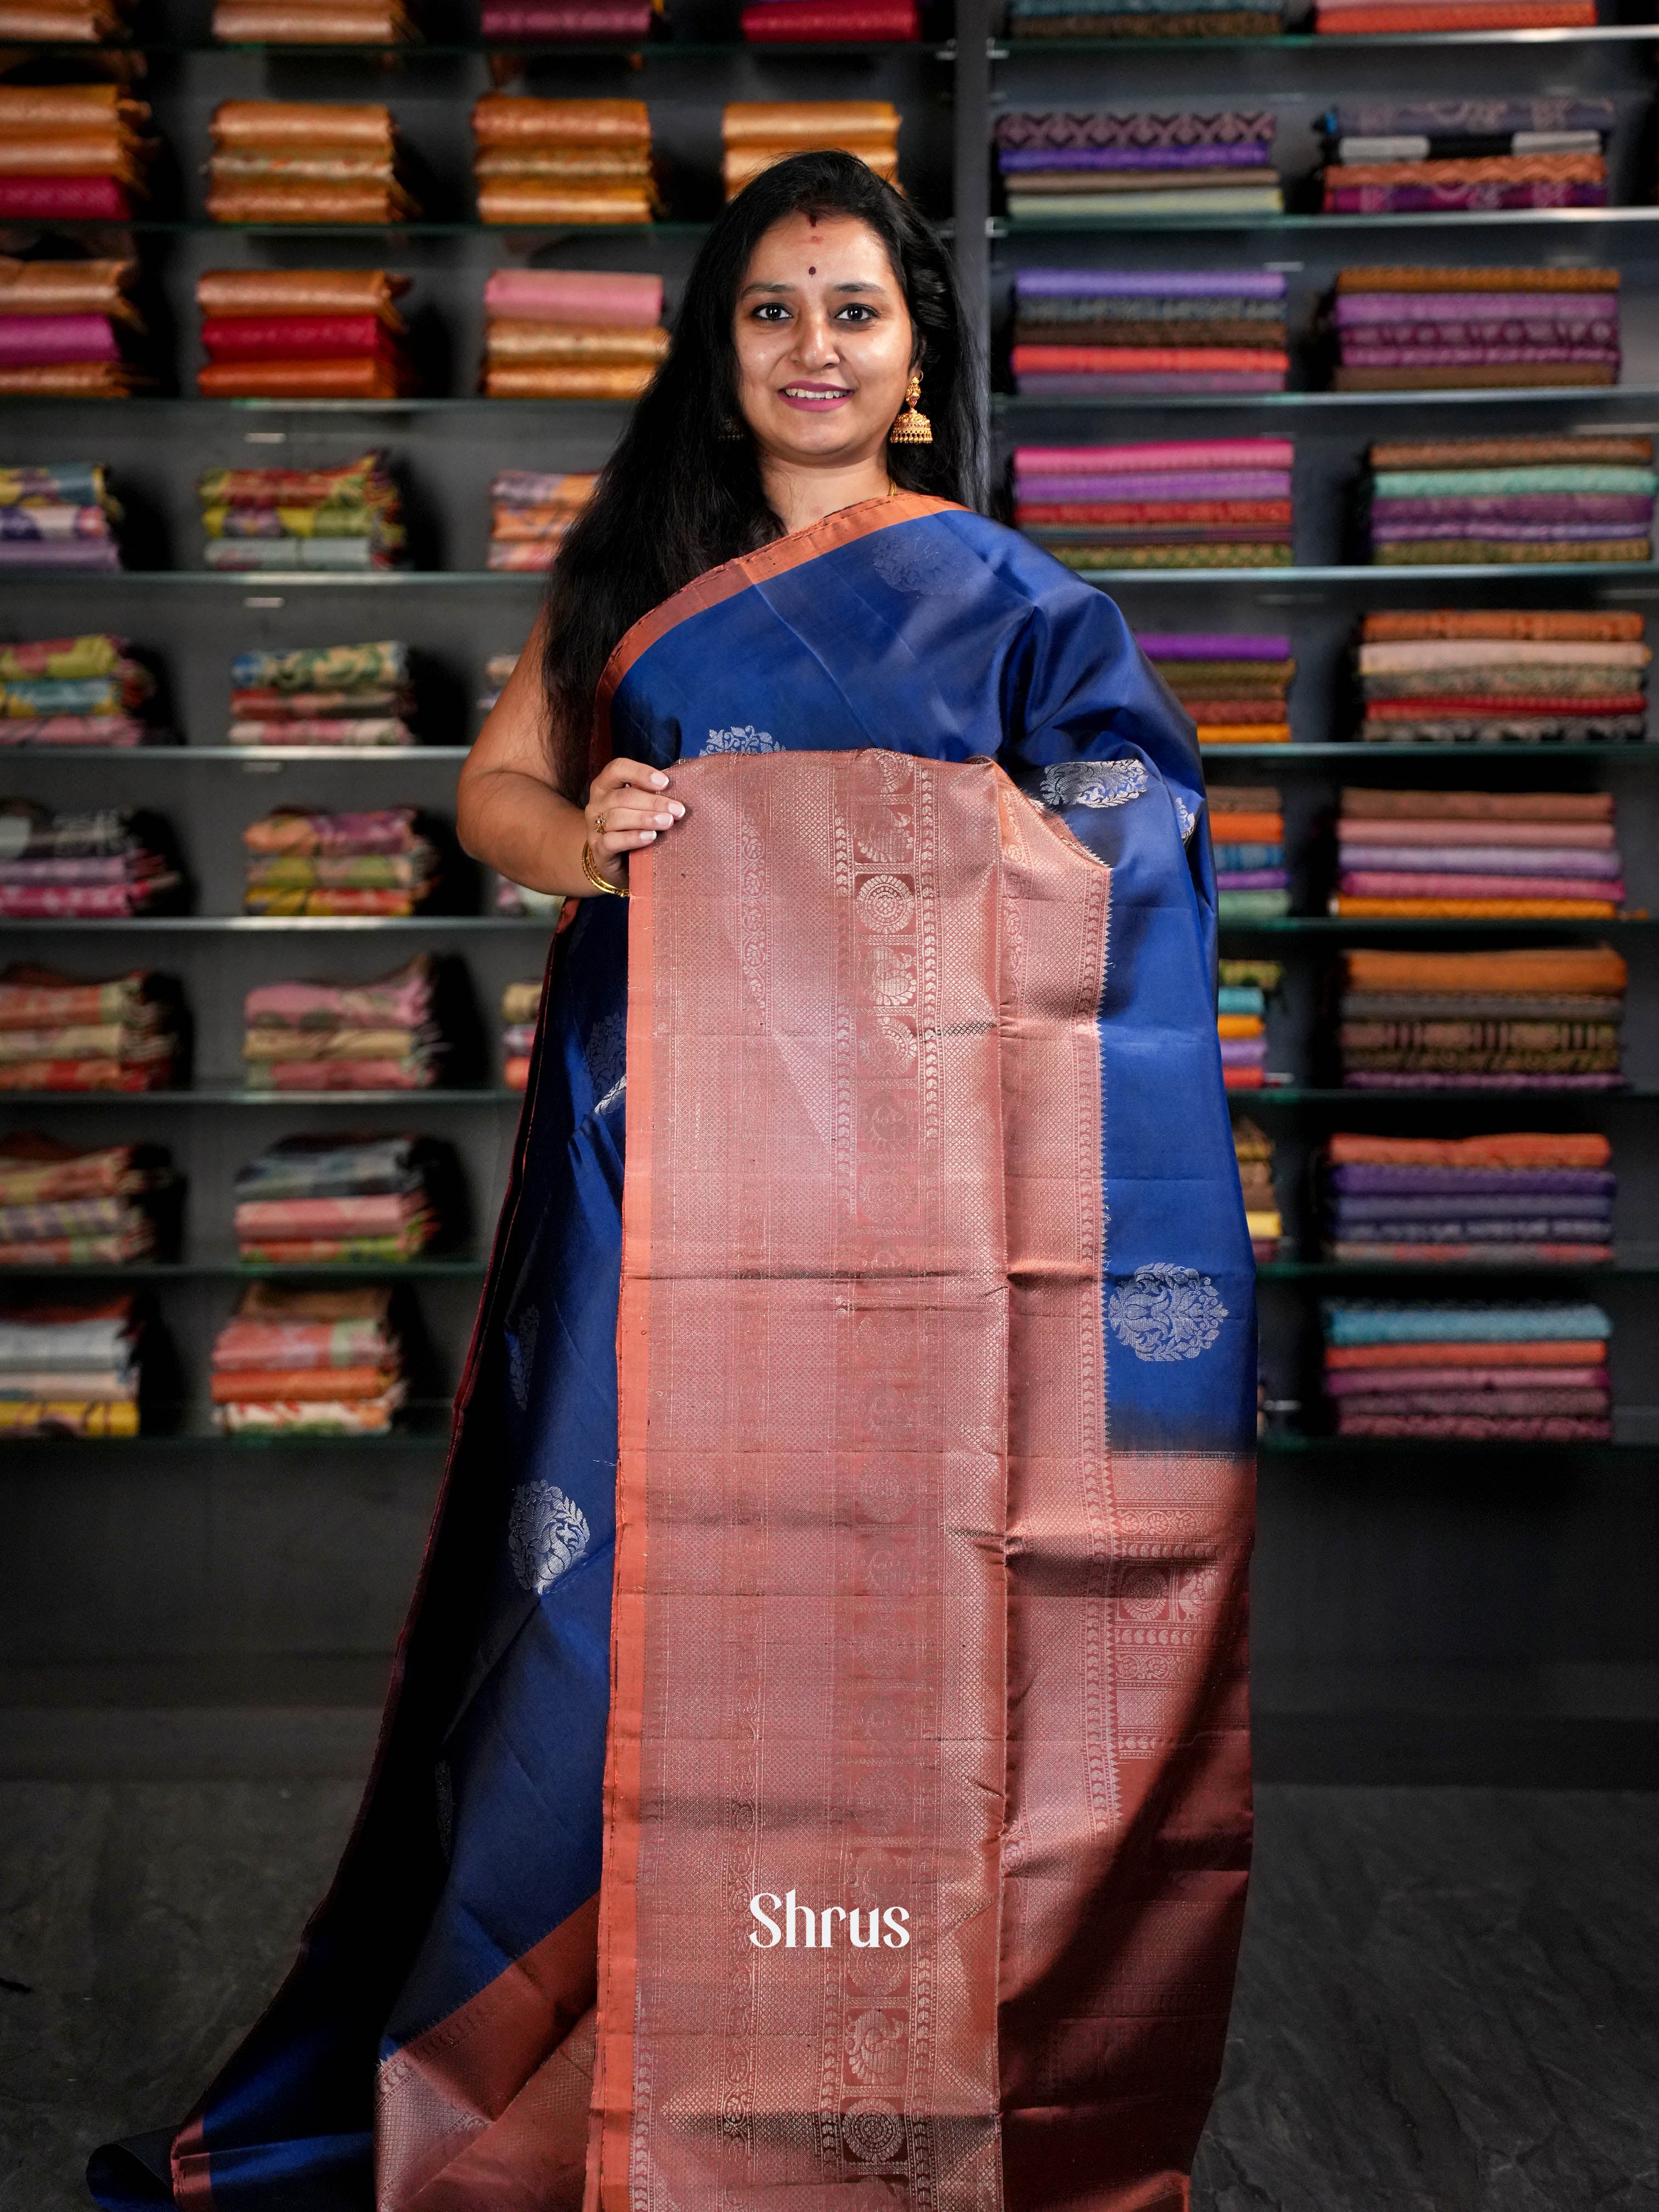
89 152 1257 2212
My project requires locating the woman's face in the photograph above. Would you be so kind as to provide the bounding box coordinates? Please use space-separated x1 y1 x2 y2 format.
731 209 916 469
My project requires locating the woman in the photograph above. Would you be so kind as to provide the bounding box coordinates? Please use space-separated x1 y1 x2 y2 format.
90 153 1254 2212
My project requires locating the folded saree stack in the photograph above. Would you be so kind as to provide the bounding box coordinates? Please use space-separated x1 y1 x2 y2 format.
233 1133 453 1263
0 464 121 573
1321 1298 1613 1440
481 268 665 401
0 633 162 749
1327 267 1620 393
480 0 651 39
1360 433 1655 566
1338 944 1627 1090
242 806 442 916
1011 269 1288 397
721 103 900 198
1321 1131 1614 1266
213 0 417 38
995 109 1282 220
472 97 654 225
207 101 419 224
1316 0 1590 29
740 0 919 42
1353 608 1649 741
0 0 135 36
1006 0 1283 35
500 978 539 1090
1212 785 1289 918
229 640 415 748
210 1282 405 1434
1142 630 1293 742
1017 438 1295 569
1217 955 1280 1090
197 451 407 572
0 802 183 916
0 1293 142 1438
1320 99 1613 214
196 269 415 401
0 964 184 1091
0 256 149 398
1233 1117 1281 1259
0 1133 177 1266
242 953 448 1090
1333 788 1623 918
0 83 154 223
488 469 595 570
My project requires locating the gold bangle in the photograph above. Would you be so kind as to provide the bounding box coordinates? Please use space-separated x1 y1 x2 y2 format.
581 838 629 899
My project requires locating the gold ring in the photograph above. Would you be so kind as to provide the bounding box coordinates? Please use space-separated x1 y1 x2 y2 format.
594 811 606 834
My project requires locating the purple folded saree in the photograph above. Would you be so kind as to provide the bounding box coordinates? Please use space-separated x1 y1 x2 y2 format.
1368 495 1651 526
0 314 120 365
1015 472 1292 501
1328 1166 1616 1197
1016 268 1286 299
1017 374 1288 396
1001 144 1272 171
1138 631 1290 656
1333 291 1617 325
1344 346 1618 370
1335 846 1623 876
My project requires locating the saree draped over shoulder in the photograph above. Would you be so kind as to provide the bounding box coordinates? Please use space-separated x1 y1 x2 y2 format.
89 494 1256 2212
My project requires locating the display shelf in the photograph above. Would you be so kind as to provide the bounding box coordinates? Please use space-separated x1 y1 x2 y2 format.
1234 1087 1659 1105
0 1089 522 1105
0 1254 487 1278
995 388 1659 416
1200 743 1659 763
1216 915 1659 935
0 915 552 932
0 1407 454 1451
994 210 1659 235
1063 562 1659 588
0 573 540 588
994 23 1659 46
1258 1257 1659 1279
0 748 476 763
10 35 952 55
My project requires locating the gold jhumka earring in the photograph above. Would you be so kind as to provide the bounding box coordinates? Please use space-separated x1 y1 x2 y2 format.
889 371 933 445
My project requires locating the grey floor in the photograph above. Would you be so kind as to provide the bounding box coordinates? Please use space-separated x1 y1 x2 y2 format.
2 1780 1655 2212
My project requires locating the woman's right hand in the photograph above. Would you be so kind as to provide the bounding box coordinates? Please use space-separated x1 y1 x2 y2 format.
584 756 686 890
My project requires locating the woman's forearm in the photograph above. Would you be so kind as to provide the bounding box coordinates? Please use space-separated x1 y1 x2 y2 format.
456 763 597 898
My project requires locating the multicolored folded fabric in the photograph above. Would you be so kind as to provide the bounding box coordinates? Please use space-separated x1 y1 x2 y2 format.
501 977 540 1091
1216 956 1281 1093
208 101 420 223
1211 781 1289 917
1017 439 1295 568
196 267 415 397
1326 266 1619 393
213 0 417 38
0 1290 144 1435
0 1132 178 1263
996 110 1280 218
721 102 899 199
1338 943 1626 1090
488 469 597 571
1357 433 1654 566
1321 100 1613 213
196 451 406 572
1331 786 1625 918
1320 1297 1613 1438
1351 607 1648 741
0 802 184 916
228 639 415 747
0 84 155 223
232 1131 456 1262
211 1280 405 1433
473 97 655 223
1233 1117 1279 1259
1138 630 1294 744
1319 1130 1613 1263
0 964 185 1091
0 462 122 570
241 805 443 915
242 952 452 1091
1012 268 1287 396
0 634 164 747
481 267 665 400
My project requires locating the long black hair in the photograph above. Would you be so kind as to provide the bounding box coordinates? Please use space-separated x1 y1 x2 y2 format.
539 148 986 795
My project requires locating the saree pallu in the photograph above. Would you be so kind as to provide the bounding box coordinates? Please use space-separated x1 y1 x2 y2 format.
89 495 1254 2212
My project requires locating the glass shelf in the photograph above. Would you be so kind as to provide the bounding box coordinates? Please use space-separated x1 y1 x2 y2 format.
994 24 1659 47
994 387 1659 415
1258 1257 1659 1278
0 914 550 932
0 1253 488 1278
1234 1086 1659 1105
0 1088 521 1105
1200 742 1659 760
0 1406 455 1449
0 746 474 761
9 35 950 56
1065 561 1659 588
995 208 1659 235
1217 914 1658 933
0 572 542 588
